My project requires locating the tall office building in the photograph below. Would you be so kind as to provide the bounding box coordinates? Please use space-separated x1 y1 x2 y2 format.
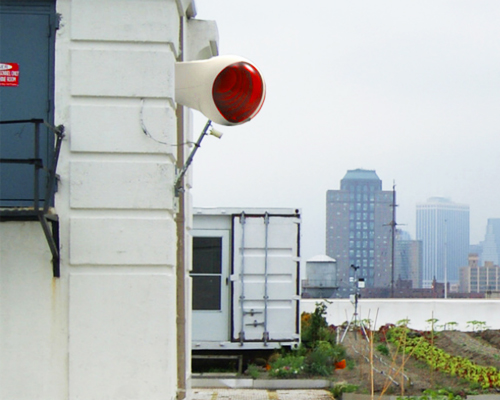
326 169 393 296
481 218 500 265
416 197 469 288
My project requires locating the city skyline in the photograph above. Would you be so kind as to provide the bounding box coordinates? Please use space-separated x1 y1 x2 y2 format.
191 1 500 262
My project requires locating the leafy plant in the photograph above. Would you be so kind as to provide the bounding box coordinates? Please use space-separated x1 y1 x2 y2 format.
331 382 359 398
266 303 350 380
444 322 458 331
397 318 411 327
467 320 488 332
268 353 305 378
304 340 346 376
396 388 465 400
376 343 390 356
245 364 261 379
388 326 500 389
426 318 439 331
301 301 337 347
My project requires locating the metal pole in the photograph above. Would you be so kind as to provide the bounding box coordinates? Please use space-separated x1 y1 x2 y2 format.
390 183 396 298
444 219 448 298
174 119 212 196
34 121 40 210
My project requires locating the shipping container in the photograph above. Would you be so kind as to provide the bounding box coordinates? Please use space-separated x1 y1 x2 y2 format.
191 207 301 350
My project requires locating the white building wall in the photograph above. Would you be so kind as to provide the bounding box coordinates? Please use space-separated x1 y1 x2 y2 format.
0 1 217 400
57 1 179 398
0 222 68 400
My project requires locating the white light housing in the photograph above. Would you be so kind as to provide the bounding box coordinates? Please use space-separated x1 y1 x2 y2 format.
175 55 266 126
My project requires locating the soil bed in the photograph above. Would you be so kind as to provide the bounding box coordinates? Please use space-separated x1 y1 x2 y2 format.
330 329 500 396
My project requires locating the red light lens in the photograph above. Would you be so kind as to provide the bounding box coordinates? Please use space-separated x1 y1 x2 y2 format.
212 62 265 123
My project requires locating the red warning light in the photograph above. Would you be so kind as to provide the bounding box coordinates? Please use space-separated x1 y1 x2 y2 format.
212 62 265 124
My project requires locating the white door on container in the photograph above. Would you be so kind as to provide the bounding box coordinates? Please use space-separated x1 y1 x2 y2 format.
232 214 300 343
191 230 230 342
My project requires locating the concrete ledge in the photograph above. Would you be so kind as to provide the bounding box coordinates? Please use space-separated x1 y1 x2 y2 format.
253 379 332 389
193 379 500 397
468 396 500 400
343 394 396 400
192 378 332 390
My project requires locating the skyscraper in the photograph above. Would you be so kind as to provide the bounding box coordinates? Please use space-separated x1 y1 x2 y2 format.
326 169 393 296
481 218 500 265
416 197 470 288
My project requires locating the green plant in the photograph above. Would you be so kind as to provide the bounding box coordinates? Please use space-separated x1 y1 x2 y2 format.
331 382 358 398
444 322 458 331
304 340 346 376
469 382 482 391
268 353 305 379
301 302 335 347
467 320 488 332
388 326 500 389
396 388 464 400
246 364 260 379
376 344 390 356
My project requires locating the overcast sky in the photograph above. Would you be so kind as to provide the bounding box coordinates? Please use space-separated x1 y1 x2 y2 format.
191 1 500 261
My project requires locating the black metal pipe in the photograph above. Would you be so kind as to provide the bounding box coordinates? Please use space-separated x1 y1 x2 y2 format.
43 125 64 214
0 118 44 125
33 121 40 210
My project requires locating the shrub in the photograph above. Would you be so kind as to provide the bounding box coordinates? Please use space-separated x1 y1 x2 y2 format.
305 340 346 376
245 364 261 379
376 344 390 356
268 353 305 379
301 302 329 345
331 382 358 398
271 303 349 379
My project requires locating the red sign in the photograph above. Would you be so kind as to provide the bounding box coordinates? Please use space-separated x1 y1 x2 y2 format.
0 63 19 86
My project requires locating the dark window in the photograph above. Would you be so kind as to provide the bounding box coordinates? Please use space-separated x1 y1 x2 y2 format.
192 237 222 311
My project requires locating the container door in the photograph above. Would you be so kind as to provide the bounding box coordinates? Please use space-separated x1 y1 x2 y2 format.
232 213 300 344
191 230 230 342
0 2 55 206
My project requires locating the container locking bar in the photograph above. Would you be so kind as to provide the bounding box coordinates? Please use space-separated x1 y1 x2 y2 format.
238 211 246 345
263 212 270 346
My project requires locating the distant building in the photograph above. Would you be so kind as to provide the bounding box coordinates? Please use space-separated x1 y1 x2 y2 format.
460 254 500 294
416 197 469 288
360 277 445 298
394 231 423 288
481 218 500 265
469 243 483 263
326 169 393 296
302 255 338 298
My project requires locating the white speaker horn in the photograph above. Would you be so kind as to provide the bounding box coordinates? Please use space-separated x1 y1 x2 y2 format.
175 55 266 126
